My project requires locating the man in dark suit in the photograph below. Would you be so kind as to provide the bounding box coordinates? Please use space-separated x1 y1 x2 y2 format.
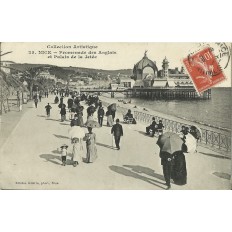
111 119 123 150
146 117 157 136
97 106 105 127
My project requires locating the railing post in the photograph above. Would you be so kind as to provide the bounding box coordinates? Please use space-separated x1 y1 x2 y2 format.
218 133 221 149
205 130 208 145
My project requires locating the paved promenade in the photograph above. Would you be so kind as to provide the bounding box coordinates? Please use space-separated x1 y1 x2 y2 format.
0 95 231 190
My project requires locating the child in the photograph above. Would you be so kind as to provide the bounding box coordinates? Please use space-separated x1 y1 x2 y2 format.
60 144 68 166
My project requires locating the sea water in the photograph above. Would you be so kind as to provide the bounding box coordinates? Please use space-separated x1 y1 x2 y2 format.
102 88 231 130
129 87 231 130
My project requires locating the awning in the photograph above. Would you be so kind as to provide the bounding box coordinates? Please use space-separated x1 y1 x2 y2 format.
152 80 167 87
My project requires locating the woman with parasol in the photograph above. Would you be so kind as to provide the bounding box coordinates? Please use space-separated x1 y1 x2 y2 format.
157 132 187 189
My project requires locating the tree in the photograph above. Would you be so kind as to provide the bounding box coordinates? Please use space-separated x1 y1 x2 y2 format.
22 67 41 99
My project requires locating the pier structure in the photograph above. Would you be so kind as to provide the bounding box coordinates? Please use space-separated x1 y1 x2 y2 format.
79 87 211 100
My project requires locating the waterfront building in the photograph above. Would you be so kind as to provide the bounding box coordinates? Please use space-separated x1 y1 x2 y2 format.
0 61 15 74
132 52 193 88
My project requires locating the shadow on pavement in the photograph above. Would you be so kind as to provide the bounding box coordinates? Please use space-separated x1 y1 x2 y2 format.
102 125 111 128
134 130 155 138
123 165 165 181
96 142 115 150
40 153 74 166
53 134 70 139
109 165 166 189
60 123 70 126
40 153 61 165
199 152 230 160
37 115 46 118
47 118 61 122
51 149 60 154
213 172 231 180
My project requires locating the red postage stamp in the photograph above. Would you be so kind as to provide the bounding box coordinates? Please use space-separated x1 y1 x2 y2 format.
183 47 226 93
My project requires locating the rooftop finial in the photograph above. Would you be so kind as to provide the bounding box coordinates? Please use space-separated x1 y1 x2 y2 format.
144 50 148 57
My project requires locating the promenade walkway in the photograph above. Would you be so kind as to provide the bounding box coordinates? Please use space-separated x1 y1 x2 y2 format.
0 95 231 190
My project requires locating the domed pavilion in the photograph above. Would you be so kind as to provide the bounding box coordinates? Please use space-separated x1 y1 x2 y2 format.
133 51 158 87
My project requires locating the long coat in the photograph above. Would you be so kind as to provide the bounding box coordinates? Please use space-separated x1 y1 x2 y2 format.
111 123 123 137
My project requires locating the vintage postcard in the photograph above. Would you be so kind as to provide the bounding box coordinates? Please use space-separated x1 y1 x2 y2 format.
0 42 231 190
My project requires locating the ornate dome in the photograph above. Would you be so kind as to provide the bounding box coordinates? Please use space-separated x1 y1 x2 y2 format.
134 51 158 72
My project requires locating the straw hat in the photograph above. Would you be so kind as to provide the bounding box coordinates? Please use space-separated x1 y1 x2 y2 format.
60 144 68 148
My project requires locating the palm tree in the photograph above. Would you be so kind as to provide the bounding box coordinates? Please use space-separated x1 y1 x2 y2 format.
0 43 13 114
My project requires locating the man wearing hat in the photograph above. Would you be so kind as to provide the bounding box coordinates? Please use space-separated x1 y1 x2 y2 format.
157 120 164 135
111 119 123 150
60 144 68 166
146 117 157 136
97 106 105 127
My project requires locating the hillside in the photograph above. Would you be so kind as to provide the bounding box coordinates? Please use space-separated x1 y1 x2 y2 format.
9 63 133 78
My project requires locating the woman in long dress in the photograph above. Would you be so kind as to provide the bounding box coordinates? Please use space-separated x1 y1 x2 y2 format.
171 150 187 185
106 110 113 127
76 106 84 127
83 127 97 163
71 138 84 167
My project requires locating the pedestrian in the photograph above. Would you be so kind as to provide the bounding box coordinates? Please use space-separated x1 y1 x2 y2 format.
157 120 164 135
67 97 73 112
111 119 123 150
76 105 84 127
70 106 76 120
146 117 157 136
171 150 187 186
60 96 64 105
45 91 49 98
106 110 113 127
159 151 173 189
60 144 68 166
111 111 116 121
189 126 200 141
34 98 38 108
71 138 84 167
54 96 59 104
87 104 95 119
60 105 66 122
83 127 97 163
70 114 79 127
45 103 52 117
39 92 42 102
97 106 105 127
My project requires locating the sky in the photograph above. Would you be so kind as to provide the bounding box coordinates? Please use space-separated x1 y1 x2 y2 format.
1 42 231 87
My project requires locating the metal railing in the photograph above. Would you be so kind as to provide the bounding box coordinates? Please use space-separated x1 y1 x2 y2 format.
134 111 231 156
100 99 231 156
